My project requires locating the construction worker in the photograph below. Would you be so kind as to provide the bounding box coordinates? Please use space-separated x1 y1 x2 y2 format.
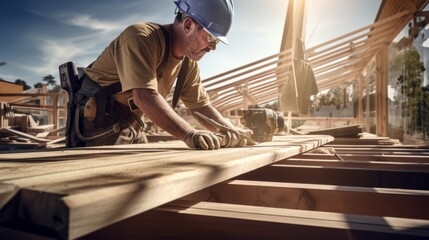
67 0 255 150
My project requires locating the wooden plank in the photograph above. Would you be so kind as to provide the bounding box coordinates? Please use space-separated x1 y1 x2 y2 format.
326 144 429 149
332 150 429 155
85 200 429 240
0 128 50 143
0 135 333 239
237 164 429 190
376 45 389 137
329 137 400 145
295 153 429 163
278 159 429 172
182 180 429 220
306 124 363 137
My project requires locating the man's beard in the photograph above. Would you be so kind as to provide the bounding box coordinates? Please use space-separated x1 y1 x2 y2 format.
185 30 210 61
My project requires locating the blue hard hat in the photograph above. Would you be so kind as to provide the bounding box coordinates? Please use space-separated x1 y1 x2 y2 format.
174 0 234 44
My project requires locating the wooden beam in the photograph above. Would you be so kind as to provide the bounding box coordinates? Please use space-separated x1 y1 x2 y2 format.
358 75 364 124
182 180 429 220
206 60 292 93
277 159 429 171
365 69 371 132
204 51 291 89
85 200 429 240
237 164 429 190
310 21 397 67
326 144 429 149
293 153 429 163
307 10 412 54
331 148 429 155
376 44 389 137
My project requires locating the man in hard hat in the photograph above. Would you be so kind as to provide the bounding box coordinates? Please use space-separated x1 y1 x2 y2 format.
68 0 254 150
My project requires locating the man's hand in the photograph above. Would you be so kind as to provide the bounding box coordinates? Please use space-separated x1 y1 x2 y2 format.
236 128 256 146
220 127 256 148
183 130 221 150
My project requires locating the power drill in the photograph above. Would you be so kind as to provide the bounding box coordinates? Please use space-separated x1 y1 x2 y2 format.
240 109 285 142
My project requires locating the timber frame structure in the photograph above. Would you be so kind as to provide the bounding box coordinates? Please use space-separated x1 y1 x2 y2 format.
202 0 429 137
1 1 429 240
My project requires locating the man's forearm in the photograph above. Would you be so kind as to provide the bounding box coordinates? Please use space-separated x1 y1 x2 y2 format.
132 88 193 140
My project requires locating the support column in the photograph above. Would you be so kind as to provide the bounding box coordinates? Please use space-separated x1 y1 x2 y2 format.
365 74 371 132
278 0 307 117
358 75 364 125
376 45 389 137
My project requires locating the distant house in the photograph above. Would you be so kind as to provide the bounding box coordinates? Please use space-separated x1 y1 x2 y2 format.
0 79 23 103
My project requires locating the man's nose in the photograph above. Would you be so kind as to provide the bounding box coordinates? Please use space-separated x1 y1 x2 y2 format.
208 42 217 51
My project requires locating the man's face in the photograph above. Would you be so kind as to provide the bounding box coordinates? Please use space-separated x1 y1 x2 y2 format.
184 20 218 61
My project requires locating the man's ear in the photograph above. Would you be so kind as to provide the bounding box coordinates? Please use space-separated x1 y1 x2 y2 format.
183 17 194 33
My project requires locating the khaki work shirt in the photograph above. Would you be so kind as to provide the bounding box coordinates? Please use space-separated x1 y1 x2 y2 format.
85 23 210 110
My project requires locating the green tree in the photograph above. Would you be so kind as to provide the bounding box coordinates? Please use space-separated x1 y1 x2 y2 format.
34 82 44 89
43 74 56 86
42 74 62 92
14 79 31 90
394 46 428 138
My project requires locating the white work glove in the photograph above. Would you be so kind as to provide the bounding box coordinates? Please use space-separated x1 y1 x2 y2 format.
220 127 256 148
236 128 257 147
183 130 221 150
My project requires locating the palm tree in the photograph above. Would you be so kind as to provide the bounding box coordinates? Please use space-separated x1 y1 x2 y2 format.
42 74 56 86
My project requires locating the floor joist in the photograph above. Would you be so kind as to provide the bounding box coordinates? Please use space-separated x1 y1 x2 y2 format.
181 180 429 220
86 200 429 240
237 164 429 190
83 140 429 240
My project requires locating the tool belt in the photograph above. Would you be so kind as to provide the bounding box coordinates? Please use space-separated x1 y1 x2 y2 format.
76 75 144 140
62 71 145 147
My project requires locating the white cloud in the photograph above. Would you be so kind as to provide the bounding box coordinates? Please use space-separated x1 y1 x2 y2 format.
23 29 117 79
22 11 172 81
23 39 86 77
65 14 122 32
21 12 139 80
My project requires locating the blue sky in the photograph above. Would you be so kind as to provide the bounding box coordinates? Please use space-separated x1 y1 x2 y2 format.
0 0 381 87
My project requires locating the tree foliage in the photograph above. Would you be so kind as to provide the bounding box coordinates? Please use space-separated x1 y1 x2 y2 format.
14 79 31 90
394 46 429 137
39 74 61 92
43 74 56 86
311 85 352 111
34 82 44 89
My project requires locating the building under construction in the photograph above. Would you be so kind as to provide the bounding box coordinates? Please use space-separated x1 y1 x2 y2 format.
0 0 429 239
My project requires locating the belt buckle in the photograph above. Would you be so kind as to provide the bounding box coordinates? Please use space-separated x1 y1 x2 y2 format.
127 97 139 111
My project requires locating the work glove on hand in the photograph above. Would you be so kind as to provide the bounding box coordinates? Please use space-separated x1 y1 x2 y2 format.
183 130 221 150
220 127 256 148
236 127 257 147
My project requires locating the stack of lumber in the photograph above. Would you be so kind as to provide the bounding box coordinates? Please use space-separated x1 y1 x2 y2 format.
332 132 401 145
298 124 401 145
0 127 64 150
0 111 64 150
